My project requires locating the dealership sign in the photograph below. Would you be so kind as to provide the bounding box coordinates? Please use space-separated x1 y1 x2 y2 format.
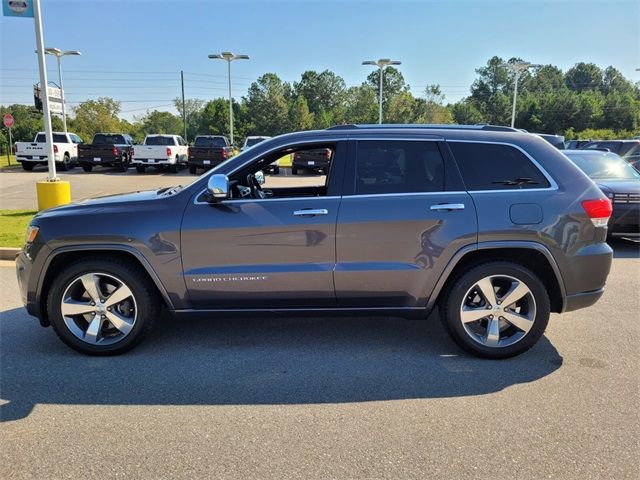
2 0 34 17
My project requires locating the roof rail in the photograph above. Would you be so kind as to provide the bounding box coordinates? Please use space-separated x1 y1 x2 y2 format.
326 123 519 132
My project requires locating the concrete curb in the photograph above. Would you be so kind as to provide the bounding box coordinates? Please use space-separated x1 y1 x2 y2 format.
0 247 19 260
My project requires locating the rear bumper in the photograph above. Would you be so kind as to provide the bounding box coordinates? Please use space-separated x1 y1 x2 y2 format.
563 288 605 313
560 241 612 312
132 158 174 165
79 156 122 166
188 159 224 168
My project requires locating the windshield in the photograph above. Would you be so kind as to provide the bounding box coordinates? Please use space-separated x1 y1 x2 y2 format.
145 136 175 146
565 152 640 180
194 137 227 147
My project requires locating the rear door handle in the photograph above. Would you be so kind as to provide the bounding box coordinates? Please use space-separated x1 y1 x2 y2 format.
293 208 329 216
430 203 465 211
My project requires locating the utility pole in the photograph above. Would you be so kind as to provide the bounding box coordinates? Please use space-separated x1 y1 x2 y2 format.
500 61 541 128
362 58 402 124
181 70 187 141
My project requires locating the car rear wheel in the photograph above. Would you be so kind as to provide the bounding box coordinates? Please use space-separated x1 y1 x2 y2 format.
22 162 35 171
47 257 159 355
58 153 71 171
82 164 93 172
117 155 129 172
440 261 550 359
135 165 146 173
189 165 197 174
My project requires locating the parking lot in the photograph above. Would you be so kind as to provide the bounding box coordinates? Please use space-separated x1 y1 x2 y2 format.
0 239 638 479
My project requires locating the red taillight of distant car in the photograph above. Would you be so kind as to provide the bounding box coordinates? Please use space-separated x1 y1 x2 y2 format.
112 146 119 157
166 147 172 157
53 145 58 154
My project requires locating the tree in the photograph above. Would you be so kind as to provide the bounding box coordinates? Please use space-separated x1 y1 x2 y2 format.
288 95 314 131
0 104 63 143
244 73 290 136
294 70 346 127
565 62 603 91
343 86 378 124
451 102 484 125
173 98 204 141
136 110 182 136
70 97 123 141
415 85 453 124
366 66 409 107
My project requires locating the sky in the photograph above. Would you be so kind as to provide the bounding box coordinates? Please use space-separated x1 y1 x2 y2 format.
1 0 639 120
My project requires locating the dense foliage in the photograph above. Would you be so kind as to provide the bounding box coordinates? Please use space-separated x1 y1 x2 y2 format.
1 56 638 151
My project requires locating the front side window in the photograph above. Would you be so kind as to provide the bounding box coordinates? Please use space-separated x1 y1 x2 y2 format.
354 140 445 195
448 142 551 190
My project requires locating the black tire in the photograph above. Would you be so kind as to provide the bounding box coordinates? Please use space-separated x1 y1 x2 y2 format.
291 167 298 175
58 153 71 171
189 165 197 174
46 257 160 355
135 165 146 173
82 164 93 172
22 162 35 171
440 261 550 359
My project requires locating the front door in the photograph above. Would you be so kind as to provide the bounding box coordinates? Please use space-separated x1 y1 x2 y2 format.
181 141 346 309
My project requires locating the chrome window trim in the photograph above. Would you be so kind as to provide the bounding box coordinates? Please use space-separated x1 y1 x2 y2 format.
194 193 341 206
445 139 559 192
343 191 467 200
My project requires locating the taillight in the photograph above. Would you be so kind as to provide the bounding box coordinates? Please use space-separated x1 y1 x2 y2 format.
166 147 172 157
53 145 58 154
222 149 227 159
582 198 612 227
325 148 331 158
112 146 119 156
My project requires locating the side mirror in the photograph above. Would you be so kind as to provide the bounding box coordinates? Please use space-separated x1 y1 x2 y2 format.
255 170 265 185
207 174 230 202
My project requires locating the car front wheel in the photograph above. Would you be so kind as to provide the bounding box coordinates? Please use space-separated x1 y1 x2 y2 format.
47 257 159 355
440 261 550 359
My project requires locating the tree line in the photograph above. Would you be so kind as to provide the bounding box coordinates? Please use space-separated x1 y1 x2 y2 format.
1 56 638 151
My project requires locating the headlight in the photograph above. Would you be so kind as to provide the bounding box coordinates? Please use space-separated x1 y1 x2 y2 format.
25 225 39 244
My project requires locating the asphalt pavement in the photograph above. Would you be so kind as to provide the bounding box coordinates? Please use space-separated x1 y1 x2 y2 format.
0 240 638 479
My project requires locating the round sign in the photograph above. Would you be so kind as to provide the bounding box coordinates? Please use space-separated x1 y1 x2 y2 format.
3 114 14 128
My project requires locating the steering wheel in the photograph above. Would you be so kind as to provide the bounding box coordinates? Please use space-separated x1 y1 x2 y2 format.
247 174 265 199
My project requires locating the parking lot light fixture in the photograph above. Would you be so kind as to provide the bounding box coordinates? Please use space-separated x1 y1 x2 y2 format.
500 61 541 128
362 58 402 124
43 48 81 134
208 52 250 146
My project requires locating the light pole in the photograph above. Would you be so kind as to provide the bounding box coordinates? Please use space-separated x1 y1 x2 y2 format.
500 61 540 128
208 52 249 146
44 48 81 134
362 58 401 124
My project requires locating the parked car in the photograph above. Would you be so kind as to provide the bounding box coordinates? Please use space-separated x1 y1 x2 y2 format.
77 133 135 172
187 135 234 174
241 136 271 151
16 124 613 358
565 140 592 150
15 131 83 171
131 135 188 173
580 140 640 170
292 147 332 174
564 149 639 238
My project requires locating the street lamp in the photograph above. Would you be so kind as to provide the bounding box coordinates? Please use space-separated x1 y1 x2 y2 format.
500 61 540 128
208 52 249 146
362 58 402 124
44 48 81 134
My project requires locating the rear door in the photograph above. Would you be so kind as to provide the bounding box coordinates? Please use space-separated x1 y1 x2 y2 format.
334 138 477 307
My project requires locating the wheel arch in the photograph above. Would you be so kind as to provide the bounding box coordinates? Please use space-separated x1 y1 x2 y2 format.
38 245 174 326
427 241 566 314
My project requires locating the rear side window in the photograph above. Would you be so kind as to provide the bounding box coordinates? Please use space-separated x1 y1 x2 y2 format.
355 141 445 194
36 133 67 143
448 142 550 190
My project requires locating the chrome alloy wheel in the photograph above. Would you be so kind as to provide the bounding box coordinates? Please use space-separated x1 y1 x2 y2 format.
459 274 537 348
60 272 137 345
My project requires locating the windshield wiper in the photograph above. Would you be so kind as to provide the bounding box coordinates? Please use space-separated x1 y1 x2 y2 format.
491 177 540 187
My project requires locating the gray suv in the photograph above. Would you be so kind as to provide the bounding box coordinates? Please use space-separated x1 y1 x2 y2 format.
16 125 613 358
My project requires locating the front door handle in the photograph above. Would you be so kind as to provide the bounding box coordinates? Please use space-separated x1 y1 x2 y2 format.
293 208 329 216
430 203 465 211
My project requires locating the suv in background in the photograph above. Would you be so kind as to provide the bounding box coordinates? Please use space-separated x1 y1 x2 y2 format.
16 125 612 358
580 140 640 170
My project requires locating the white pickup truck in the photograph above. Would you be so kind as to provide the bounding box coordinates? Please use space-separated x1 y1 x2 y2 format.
132 134 189 173
15 131 84 171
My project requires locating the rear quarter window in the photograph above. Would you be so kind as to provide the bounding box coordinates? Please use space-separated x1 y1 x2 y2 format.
448 142 551 190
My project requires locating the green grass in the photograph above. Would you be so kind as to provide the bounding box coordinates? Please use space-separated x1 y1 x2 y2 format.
0 210 36 248
0 154 19 169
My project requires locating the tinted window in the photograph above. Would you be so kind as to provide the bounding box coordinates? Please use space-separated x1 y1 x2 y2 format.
36 133 67 143
246 137 268 147
449 142 550 190
93 134 126 145
145 136 175 146
195 136 227 148
355 141 445 194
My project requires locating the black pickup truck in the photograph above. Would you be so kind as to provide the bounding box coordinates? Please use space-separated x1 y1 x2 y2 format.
291 147 333 175
188 135 234 174
77 133 135 172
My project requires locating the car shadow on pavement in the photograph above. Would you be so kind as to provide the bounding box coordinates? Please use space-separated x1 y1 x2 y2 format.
0 307 563 422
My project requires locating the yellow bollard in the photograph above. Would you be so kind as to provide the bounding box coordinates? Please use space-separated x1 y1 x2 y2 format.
36 180 71 211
